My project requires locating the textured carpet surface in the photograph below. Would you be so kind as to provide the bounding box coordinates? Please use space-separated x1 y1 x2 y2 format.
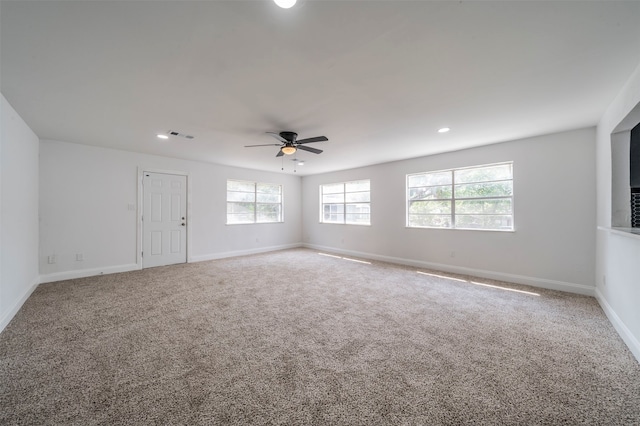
1 248 639 425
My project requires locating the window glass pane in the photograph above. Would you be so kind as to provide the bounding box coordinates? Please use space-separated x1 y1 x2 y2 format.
257 204 281 222
408 214 452 228
227 191 256 202
323 193 344 203
227 202 255 214
409 200 451 215
320 180 370 225
323 213 344 223
454 181 512 198
257 183 281 194
455 214 513 230
345 180 370 192
257 193 281 203
408 172 452 188
227 180 282 224
408 185 452 200
406 163 513 231
346 213 370 224
322 183 344 194
455 199 512 214
227 180 255 192
455 164 512 184
345 192 370 202
227 213 255 224
346 203 370 214
323 204 344 214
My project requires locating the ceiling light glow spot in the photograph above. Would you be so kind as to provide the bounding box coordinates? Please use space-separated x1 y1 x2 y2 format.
157 134 169 139
438 127 450 133
274 0 296 8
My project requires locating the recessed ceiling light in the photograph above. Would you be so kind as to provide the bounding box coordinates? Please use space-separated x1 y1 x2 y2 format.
157 134 169 139
274 0 296 8
298 161 305 166
438 127 450 133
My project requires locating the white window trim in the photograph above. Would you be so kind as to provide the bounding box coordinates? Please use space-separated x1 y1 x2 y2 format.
406 162 514 232
226 179 284 225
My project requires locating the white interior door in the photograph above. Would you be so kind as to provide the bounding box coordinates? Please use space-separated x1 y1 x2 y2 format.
142 172 187 268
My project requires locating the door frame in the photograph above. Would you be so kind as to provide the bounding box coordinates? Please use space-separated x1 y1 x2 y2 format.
136 167 192 269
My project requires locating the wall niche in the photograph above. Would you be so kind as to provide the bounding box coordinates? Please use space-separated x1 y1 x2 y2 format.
611 101 640 229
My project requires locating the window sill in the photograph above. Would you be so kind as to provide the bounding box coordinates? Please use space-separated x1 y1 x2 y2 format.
319 222 371 226
405 226 515 233
599 226 640 240
226 222 284 226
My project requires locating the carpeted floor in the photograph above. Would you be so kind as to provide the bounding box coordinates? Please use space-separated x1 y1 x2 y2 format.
1 248 639 425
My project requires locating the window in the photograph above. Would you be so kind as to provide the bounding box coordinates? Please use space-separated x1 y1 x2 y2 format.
227 180 282 224
320 180 370 225
407 162 513 231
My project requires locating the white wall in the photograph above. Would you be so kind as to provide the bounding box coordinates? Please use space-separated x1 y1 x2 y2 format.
610 131 631 227
302 128 596 295
0 94 40 331
39 140 302 282
596 62 640 362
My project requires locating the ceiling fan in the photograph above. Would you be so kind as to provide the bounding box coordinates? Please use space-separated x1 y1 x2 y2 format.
245 131 328 157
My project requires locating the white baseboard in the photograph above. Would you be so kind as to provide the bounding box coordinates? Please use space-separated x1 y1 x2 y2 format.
189 243 303 263
0 276 39 334
40 244 305 282
595 288 640 363
39 263 140 284
303 243 595 296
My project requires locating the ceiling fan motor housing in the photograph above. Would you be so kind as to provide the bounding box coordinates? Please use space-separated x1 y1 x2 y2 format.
280 131 298 143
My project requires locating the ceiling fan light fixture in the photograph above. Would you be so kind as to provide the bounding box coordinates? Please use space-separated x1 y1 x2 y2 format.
281 146 297 155
274 0 297 8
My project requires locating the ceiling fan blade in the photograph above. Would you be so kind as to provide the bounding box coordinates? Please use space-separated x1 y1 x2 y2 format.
245 143 282 147
296 136 328 144
276 149 284 157
297 145 323 154
266 132 287 143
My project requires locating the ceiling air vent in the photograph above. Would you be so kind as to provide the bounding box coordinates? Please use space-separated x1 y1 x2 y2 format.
167 130 195 139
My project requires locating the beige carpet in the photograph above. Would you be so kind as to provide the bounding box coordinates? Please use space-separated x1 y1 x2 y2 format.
1 248 639 425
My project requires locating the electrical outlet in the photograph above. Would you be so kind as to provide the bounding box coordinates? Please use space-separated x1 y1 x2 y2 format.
76 253 84 261
450 250 456 258
47 255 56 264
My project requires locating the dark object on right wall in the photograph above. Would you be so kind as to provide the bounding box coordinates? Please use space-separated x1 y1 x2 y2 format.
630 122 640 227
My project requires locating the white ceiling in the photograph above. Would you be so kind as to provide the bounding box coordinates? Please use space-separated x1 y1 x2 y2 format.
2 1 640 176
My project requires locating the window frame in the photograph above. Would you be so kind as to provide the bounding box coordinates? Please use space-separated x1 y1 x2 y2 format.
406 162 514 232
226 179 284 225
319 179 371 226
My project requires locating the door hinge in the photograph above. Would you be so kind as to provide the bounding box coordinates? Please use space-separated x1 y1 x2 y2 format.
141 251 143 258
